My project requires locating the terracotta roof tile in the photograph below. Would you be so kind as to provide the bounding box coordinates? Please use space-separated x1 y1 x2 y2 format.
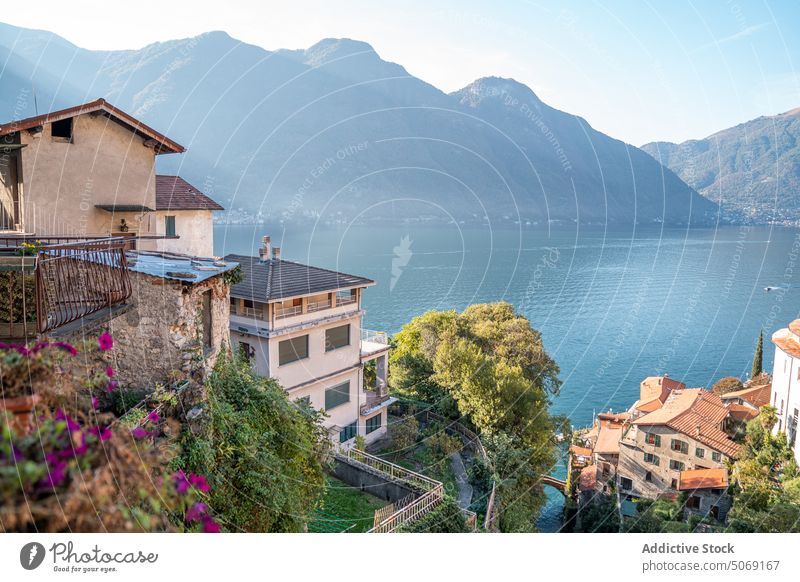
0 98 184 154
156 175 224 211
720 384 771 409
594 419 623 455
727 403 759 421
789 319 800 336
579 465 598 492
773 329 800 359
678 468 728 490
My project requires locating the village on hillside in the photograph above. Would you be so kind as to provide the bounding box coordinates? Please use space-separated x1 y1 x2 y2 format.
2 99 800 534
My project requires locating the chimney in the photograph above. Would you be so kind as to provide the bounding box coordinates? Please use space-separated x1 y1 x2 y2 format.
272 246 281 260
259 236 271 262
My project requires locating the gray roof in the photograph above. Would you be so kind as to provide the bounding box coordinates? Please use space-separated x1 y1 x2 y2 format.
225 254 374 302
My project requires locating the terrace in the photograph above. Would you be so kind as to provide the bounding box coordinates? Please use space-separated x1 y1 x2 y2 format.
0 236 133 339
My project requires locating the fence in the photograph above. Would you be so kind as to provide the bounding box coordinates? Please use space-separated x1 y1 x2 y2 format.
390 399 500 531
0 237 132 337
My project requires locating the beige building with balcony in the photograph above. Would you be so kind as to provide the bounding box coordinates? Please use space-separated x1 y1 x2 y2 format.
770 319 800 463
225 237 393 446
0 99 221 256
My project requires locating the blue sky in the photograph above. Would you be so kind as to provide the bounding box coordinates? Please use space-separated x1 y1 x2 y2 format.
5 0 799 145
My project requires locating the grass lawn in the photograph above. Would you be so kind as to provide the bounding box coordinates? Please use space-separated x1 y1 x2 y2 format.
308 476 388 533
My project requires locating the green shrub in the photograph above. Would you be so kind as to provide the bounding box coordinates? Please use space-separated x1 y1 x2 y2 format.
177 355 328 532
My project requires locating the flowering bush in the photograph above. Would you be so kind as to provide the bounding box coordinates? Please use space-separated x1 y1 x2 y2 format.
0 337 219 533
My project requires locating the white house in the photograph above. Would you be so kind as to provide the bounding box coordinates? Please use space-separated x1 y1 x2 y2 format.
225 236 393 446
770 319 800 461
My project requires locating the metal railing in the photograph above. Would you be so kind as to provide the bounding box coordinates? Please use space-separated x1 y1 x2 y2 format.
337 448 442 492
335 293 357 307
307 298 332 313
0 200 21 232
0 237 132 336
275 304 302 320
361 329 389 345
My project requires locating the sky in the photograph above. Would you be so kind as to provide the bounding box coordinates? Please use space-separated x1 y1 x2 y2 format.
4 0 800 145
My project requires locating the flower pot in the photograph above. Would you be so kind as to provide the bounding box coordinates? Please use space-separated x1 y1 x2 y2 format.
0 393 41 435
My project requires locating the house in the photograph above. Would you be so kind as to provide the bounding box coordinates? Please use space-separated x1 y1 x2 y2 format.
770 319 800 462
617 386 739 501
677 468 732 523
0 99 222 256
592 412 628 485
720 383 770 423
225 236 393 446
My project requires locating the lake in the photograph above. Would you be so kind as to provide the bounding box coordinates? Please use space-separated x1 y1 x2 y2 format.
214 222 800 530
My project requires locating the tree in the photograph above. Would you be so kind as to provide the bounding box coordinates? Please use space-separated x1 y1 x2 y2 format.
712 376 744 395
178 355 328 532
752 329 763 379
388 415 419 458
398 497 469 532
390 302 561 532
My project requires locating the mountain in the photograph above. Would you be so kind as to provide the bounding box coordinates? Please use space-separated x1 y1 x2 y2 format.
0 22 717 226
642 108 800 224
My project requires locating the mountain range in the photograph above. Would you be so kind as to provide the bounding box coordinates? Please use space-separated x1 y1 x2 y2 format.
0 22 719 226
643 108 800 224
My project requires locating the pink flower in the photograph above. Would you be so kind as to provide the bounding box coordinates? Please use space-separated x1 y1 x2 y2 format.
106 380 118 393
53 341 78 356
202 516 221 533
145 410 160 423
186 502 208 522
54 409 80 432
130 427 150 439
89 426 113 441
105 366 114 378
91 396 99 409
173 470 190 494
97 332 113 351
189 474 210 493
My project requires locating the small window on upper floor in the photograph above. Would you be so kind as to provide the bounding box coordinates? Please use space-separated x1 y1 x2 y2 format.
165 215 176 237
51 118 73 142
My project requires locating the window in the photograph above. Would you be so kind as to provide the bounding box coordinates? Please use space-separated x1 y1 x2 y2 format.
51 118 73 141
366 414 382 434
645 433 661 447
670 479 678 489
620 477 632 490
165 215 176 237
789 408 799 448
325 324 350 352
339 421 357 443
686 496 701 510
645 471 652 482
695 447 705 458
237 341 254 362
670 439 689 454
643 452 660 466
325 381 350 410
711 451 722 463
279 335 309 365
669 459 685 471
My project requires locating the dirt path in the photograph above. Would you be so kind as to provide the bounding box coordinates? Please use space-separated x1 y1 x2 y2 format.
449 452 473 510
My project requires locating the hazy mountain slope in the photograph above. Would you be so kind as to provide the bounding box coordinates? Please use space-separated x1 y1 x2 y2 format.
642 108 800 223
0 22 718 226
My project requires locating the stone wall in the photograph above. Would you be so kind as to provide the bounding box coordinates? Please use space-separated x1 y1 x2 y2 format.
103 270 230 390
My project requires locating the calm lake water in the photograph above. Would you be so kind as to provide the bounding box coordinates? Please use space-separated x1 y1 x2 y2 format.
214 222 800 531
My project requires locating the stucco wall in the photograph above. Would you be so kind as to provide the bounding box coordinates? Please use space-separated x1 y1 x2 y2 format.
772 344 800 460
154 210 215 257
19 114 157 237
104 270 230 389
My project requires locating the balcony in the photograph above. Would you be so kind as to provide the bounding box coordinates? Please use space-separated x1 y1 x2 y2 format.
274 304 303 320
307 297 332 313
0 236 132 338
361 329 390 360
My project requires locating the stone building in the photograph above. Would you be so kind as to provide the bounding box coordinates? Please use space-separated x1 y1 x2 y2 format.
677 468 732 523
0 99 222 256
225 236 393 446
617 387 739 500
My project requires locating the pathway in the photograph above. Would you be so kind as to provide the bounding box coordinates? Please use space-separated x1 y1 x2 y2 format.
449 452 473 510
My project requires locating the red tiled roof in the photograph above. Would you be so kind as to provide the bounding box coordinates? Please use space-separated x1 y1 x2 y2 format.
789 319 800 336
720 384 771 409
633 389 740 458
727 403 759 421
156 175 224 211
678 468 728 490
773 331 800 359
570 445 593 458
0 98 184 154
594 419 624 455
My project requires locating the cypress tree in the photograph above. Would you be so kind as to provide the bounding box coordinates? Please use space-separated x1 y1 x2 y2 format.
752 329 763 379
